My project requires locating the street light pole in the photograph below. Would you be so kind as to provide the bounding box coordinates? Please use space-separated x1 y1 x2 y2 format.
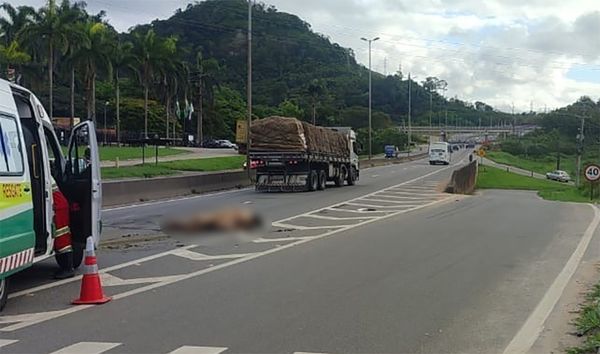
408 73 412 147
361 36 379 160
246 0 253 179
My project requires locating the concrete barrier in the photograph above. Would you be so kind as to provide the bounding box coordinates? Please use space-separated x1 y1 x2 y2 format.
103 170 254 206
445 161 478 194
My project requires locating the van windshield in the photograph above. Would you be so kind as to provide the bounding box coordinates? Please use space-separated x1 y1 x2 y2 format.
431 149 444 153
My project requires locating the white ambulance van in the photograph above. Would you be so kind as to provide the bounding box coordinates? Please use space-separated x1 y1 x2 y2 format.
0 79 101 311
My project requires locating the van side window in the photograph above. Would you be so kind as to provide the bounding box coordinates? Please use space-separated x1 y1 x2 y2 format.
0 114 24 175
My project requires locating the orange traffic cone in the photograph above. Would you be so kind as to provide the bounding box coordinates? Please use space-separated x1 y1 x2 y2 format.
73 237 111 305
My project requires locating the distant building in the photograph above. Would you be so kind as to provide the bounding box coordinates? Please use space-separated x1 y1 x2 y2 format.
52 117 81 130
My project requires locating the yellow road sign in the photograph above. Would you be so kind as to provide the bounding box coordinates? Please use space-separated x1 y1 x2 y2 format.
235 120 247 144
477 149 486 157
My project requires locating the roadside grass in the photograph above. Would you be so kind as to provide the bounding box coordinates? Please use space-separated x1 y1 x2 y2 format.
476 165 595 203
101 155 245 179
486 150 576 176
62 146 185 161
567 283 600 354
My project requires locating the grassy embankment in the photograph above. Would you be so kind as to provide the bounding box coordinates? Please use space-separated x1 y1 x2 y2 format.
567 283 600 354
476 165 596 203
101 155 245 179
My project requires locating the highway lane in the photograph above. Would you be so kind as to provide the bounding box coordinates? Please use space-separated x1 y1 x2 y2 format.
4 148 596 353
100 150 469 241
5 150 468 302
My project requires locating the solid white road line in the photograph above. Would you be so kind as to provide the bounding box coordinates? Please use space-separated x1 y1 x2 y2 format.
0 339 18 348
270 222 345 230
168 346 228 354
253 236 317 243
503 204 600 354
8 245 198 299
49 342 121 354
359 198 426 204
344 202 418 209
326 207 394 214
303 214 376 221
100 273 183 287
170 249 254 261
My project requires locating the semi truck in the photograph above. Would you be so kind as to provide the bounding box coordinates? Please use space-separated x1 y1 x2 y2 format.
249 117 359 192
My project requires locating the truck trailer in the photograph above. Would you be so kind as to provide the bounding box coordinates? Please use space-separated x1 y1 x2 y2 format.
249 117 359 192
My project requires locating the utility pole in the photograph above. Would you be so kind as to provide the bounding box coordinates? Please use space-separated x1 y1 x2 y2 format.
408 72 412 147
198 79 203 146
361 36 379 160
511 102 515 135
576 116 585 187
246 0 252 179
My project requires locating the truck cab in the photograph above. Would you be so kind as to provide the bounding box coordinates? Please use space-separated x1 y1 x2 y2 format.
0 79 102 311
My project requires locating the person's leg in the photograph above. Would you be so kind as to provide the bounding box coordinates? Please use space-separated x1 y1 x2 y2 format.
53 191 75 279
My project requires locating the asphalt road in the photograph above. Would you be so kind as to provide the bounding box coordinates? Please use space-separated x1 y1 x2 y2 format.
2 149 598 354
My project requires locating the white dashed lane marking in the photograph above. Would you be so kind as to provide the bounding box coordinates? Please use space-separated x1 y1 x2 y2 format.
49 342 121 354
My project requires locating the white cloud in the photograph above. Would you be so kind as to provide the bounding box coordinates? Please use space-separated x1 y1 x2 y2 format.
7 0 600 112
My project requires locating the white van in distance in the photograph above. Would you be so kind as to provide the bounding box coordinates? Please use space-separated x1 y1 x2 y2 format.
429 142 451 165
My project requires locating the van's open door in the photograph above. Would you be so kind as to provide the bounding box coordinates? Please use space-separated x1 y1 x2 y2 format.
64 121 101 248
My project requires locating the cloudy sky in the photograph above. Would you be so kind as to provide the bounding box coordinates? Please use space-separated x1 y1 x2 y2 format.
8 0 600 112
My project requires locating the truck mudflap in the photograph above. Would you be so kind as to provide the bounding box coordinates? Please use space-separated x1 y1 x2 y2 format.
256 174 309 192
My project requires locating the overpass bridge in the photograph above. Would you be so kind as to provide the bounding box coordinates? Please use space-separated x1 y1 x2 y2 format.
398 126 525 135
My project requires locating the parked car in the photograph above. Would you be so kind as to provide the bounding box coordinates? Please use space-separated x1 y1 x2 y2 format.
202 139 221 148
217 139 238 149
546 170 570 182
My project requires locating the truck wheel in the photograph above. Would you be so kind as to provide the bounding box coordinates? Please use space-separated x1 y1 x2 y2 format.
318 170 327 190
0 277 8 312
308 170 318 191
347 168 356 186
335 166 347 187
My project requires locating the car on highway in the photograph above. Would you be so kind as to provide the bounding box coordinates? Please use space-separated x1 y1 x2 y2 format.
546 170 570 182
429 142 451 165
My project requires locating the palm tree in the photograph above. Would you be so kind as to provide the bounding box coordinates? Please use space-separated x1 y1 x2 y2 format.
19 0 77 119
73 21 112 122
131 28 176 138
111 39 136 144
0 3 35 81
58 0 88 128
0 40 30 81
0 3 36 45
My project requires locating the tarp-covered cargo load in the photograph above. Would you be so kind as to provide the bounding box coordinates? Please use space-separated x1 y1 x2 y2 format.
250 116 307 151
250 116 349 156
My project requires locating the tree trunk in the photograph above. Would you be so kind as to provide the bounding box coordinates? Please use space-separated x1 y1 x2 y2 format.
197 83 202 146
166 95 170 140
312 98 316 125
116 70 120 146
48 40 53 119
144 83 149 139
70 66 75 129
91 72 96 123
